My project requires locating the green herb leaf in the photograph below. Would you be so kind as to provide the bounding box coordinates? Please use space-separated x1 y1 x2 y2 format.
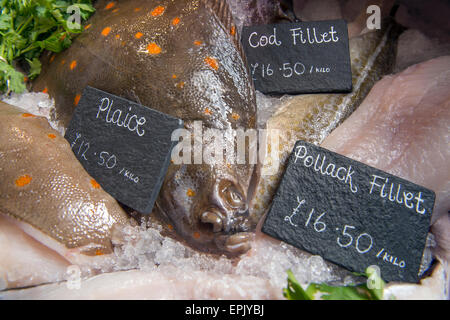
0 59 26 94
0 0 95 94
313 283 372 300
0 15 12 31
283 270 315 300
27 57 41 79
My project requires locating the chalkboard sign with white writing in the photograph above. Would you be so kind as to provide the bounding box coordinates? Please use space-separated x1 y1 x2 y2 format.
262 140 435 283
64 86 183 214
242 20 352 95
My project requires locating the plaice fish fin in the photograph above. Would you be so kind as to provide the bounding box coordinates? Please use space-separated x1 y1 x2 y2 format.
202 0 239 45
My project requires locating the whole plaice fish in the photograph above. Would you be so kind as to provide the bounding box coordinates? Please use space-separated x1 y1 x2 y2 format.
33 0 257 255
250 18 404 222
0 102 130 266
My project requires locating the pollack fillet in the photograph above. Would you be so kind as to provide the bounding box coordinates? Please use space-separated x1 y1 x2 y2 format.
250 18 403 222
33 0 258 255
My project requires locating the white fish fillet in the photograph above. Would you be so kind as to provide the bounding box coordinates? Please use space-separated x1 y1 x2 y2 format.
0 268 282 300
0 214 70 290
321 56 450 261
1 221 447 299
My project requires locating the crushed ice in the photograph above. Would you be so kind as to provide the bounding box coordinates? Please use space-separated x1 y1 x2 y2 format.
1 91 65 135
110 218 358 290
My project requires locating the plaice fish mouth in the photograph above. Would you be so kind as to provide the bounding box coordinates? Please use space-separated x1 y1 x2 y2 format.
214 232 254 255
156 162 257 256
193 209 254 255
155 193 254 255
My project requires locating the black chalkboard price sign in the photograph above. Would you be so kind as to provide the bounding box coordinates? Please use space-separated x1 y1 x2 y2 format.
64 86 183 214
262 140 435 283
242 20 352 95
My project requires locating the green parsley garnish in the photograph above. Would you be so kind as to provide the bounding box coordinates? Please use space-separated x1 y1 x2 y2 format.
0 0 95 94
284 266 388 300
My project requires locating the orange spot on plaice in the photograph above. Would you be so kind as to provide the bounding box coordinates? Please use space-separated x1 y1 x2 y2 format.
172 74 177 79
194 40 203 46
186 188 196 197
61 59 66 65
105 2 115 10
230 25 236 36
151 6 165 16
135 32 143 39
172 17 180 25
101 27 111 36
167 224 174 231
147 42 161 55
121 41 126 46
47 133 56 139
74 94 81 106
84 24 92 30
134 7 141 12
193 232 201 239
95 249 104 256
49 55 55 63
90 179 101 189
112 8 119 13
42 87 48 94
204 56 219 70
115 34 120 39
204 108 212 115
231 112 240 120
15 175 32 187
22 113 35 118
70 60 77 70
